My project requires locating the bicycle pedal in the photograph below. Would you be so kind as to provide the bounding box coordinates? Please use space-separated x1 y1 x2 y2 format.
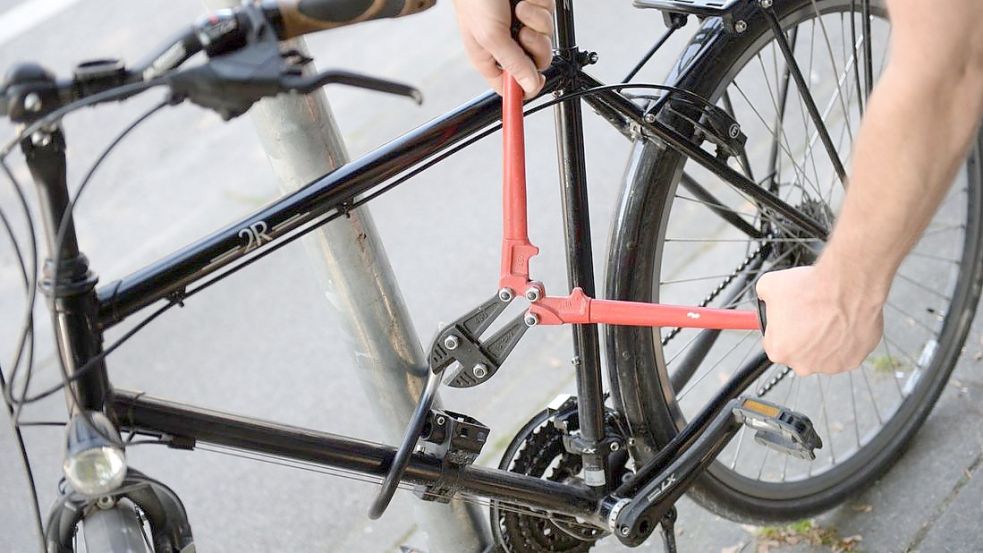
733 398 822 460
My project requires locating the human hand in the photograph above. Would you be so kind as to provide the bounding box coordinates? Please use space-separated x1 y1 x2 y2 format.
451 0 555 97
755 264 886 376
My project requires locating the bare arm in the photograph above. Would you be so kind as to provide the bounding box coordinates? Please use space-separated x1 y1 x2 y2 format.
756 0 983 375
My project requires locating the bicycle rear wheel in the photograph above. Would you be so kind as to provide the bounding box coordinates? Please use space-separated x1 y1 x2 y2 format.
607 0 983 522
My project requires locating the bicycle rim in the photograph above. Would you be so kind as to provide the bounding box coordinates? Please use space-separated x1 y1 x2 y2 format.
607 0 983 520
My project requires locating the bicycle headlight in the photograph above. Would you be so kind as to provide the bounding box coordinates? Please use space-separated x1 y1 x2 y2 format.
63 412 126 497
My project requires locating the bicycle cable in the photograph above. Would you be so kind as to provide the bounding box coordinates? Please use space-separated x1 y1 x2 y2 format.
0 363 44 551
4 99 172 455
0 158 38 412
0 99 174 551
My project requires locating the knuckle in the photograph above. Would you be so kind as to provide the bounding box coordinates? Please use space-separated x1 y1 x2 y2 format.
755 275 772 294
517 3 553 33
501 56 527 74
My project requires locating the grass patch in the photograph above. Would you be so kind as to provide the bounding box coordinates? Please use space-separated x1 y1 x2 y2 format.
754 519 862 552
870 354 909 374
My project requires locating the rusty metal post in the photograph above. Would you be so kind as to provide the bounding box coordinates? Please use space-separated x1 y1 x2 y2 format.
202 2 491 551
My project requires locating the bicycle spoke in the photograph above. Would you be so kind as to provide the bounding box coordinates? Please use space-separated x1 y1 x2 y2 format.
802 374 834 475
662 272 764 286
673 193 759 218
849 371 861 449
763 33 796 194
882 334 926 375
755 53 827 201
920 223 966 237
764 7 848 184
679 173 764 238
848 3 865 115
906 250 962 264
858 363 884 425
721 90 756 181
878 337 909 399
732 81 823 197
797 31 863 195
861 0 874 98
756 441 772 480
895 271 953 301
678 331 755 400
665 237 823 244
729 424 748 470
808 0 856 145
885 301 940 337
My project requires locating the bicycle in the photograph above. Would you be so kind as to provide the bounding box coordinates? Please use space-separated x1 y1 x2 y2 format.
0 0 980 551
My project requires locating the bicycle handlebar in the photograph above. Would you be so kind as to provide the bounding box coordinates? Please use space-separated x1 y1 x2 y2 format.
0 0 434 123
272 0 436 39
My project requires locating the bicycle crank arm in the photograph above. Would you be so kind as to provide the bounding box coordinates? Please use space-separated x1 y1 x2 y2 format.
603 398 743 547
604 396 822 546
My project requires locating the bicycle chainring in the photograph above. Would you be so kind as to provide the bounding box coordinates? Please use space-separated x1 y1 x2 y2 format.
491 399 628 553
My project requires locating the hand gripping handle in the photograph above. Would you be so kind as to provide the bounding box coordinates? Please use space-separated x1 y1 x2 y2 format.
274 0 436 39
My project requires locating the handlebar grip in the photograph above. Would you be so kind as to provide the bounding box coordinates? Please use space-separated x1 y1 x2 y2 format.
275 0 436 39
756 299 767 333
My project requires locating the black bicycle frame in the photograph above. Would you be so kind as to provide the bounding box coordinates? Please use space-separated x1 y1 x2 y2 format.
28 0 822 533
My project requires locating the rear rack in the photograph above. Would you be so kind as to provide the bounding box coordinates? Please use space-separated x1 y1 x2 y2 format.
633 0 750 32
633 0 744 18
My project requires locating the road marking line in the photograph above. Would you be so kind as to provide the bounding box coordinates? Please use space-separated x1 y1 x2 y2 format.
0 0 84 48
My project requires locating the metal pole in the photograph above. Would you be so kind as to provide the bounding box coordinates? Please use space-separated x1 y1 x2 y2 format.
203 3 490 551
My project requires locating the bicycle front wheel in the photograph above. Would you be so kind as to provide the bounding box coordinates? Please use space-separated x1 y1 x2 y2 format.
606 0 983 522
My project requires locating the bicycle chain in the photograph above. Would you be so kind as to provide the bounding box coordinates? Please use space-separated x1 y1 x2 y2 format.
661 243 768 346
756 365 793 397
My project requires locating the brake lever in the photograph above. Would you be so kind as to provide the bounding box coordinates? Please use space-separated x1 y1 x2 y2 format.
279 70 422 105
169 37 422 120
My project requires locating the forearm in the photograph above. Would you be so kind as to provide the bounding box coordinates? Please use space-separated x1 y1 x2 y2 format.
819 59 983 297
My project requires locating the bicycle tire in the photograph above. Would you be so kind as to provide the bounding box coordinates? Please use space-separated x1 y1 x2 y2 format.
606 0 983 523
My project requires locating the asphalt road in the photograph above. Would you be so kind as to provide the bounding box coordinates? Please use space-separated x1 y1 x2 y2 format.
0 1 981 552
